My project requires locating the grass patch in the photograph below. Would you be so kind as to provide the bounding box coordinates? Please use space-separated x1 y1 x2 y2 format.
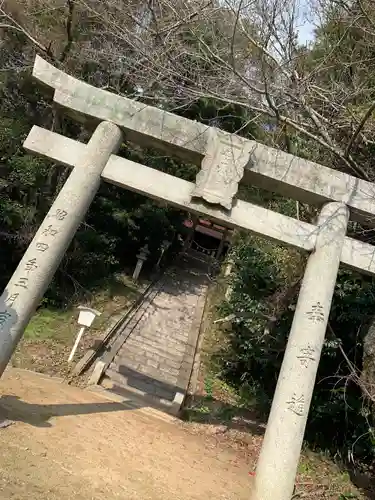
25 309 74 342
25 273 143 343
296 452 361 498
13 273 145 376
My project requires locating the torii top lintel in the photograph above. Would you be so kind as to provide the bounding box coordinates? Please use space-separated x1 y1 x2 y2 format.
34 56 375 224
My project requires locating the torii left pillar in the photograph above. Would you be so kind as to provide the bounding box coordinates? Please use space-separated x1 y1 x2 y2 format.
0 121 123 377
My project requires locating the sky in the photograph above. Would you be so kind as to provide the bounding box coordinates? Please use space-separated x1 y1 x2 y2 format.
296 0 318 44
298 21 315 43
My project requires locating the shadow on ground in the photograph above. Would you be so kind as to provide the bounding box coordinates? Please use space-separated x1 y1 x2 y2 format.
181 394 266 436
0 394 129 428
106 277 142 301
349 469 375 500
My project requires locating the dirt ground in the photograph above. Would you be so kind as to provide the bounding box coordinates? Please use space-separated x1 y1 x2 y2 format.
0 368 252 500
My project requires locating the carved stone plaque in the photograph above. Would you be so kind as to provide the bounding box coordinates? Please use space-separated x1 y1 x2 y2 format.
192 129 249 209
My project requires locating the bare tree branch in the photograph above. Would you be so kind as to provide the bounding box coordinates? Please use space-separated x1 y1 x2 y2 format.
60 0 75 62
346 100 375 157
0 13 54 59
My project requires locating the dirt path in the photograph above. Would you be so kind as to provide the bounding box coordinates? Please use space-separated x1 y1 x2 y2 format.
0 369 252 500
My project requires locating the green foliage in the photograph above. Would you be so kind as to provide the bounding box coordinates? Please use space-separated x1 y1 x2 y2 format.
204 375 214 401
217 233 375 462
25 308 73 342
2 0 375 472
0 16 263 307
0 65 189 305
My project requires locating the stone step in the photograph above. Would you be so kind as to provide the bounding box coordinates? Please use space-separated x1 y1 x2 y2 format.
104 367 176 403
116 307 152 335
101 375 183 415
120 335 188 361
128 327 188 342
104 295 158 352
182 249 216 267
115 343 183 370
110 356 179 386
99 253 209 416
131 331 197 349
113 351 192 381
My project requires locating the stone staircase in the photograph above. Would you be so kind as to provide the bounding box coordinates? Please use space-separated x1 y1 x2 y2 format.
99 252 210 413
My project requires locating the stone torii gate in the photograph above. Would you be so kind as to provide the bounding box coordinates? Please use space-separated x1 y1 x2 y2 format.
2 56 375 500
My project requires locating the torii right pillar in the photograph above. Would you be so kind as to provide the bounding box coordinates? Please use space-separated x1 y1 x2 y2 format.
252 202 349 500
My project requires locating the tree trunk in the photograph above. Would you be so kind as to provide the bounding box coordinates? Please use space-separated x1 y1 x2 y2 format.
361 319 375 404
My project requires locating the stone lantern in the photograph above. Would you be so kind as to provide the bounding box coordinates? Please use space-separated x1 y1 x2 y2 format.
156 240 171 268
132 244 150 281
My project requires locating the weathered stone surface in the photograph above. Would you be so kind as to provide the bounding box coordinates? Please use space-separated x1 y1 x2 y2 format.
30 58 375 223
103 254 209 407
33 56 208 165
24 126 375 276
0 122 123 377
253 202 350 500
192 128 250 209
18 55 375 499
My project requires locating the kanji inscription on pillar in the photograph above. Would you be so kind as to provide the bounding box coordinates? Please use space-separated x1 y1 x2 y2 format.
25 258 38 273
36 242 49 252
53 209 68 220
306 302 325 323
6 294 19 307
297 345 316 368
15 277 28 289
286 393 305 416
0 311 12 329
42 225 59 237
